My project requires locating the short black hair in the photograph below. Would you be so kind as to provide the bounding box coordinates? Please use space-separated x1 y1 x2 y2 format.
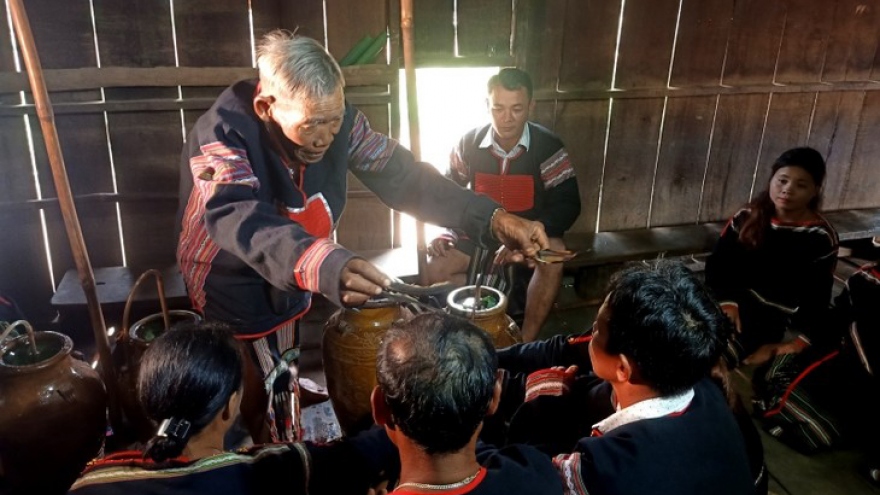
604 260 731 396
488 67 533 100
376 313 497 454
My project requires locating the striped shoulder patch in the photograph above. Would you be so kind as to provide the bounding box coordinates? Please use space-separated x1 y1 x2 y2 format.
553 452 590 495
540 147 575 189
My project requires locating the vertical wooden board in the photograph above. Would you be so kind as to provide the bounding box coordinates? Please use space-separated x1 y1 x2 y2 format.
822 0 880 82
106 106 183 266
531 101 557 130
336 197 393 250
250 0 282 41
598 98 665 232
0 0 16 72
841 91 880 208
26 0 97 70
92 0 175 67
43 202 123 285
174 0 252 67
557 0 620 91
326 0 387 61
774 1 835 84
753 92 816 193
280 0 325 41
414 0 455 61
93 0 182 268
457 0 513 58
721 0 786 86
1 7 48 318
119 202 180 269
0 0 51 319
807 91 864 211
650 95 716 227
554 100 609 234
104 108 182 193
699 93 768 222
176 1 250 142
614 0 679 90
874 36 880 81
519 0 566 91
0 116 37 201
29 114 114 197
27 0 120 271
669 0 734 87
0 212 55 323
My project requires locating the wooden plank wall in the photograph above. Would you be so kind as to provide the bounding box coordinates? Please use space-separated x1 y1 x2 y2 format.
3 0 880 321
516 0 880 233
0 0 397 323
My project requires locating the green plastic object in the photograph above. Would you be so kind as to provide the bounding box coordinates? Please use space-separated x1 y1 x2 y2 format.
339 34 374 67
353 31 388 65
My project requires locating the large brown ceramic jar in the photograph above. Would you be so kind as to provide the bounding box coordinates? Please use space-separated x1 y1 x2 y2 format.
322 298 407 436
0 321 107 495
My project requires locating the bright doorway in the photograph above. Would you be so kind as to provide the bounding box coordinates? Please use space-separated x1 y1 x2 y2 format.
397 67 501 247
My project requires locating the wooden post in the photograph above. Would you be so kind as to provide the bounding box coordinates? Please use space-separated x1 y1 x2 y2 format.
400 0 430 285
7 0 119 424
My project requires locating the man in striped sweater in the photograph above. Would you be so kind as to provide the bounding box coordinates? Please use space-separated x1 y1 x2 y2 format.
425 68 581 342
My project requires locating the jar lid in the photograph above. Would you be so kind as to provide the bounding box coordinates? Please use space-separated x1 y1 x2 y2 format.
446 285 506 317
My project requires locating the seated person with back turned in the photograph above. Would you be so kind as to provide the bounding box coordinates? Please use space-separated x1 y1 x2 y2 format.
492 260 756 495
68 321 398 495
371 312 563 494
177 30 549 444
424 68 581 342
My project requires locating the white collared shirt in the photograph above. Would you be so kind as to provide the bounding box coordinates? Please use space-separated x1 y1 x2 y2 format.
593 387 695 435
478 124 531 174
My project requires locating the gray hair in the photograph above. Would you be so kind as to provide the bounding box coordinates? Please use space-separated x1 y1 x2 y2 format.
256 30 345 101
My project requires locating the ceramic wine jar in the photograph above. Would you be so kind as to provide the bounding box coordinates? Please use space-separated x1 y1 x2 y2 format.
0 320 107 495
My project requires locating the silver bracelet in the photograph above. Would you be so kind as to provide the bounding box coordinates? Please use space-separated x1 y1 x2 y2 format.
489 207 505 241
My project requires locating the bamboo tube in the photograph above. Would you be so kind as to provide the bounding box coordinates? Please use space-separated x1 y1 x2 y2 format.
7 0 119 424
400 0 429 285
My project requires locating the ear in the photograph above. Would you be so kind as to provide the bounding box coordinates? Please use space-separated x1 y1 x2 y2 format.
370 385 393 428
615 354 633 384
486 370 503 416
222 389 241 421
528 98 536 115
253 93 273 122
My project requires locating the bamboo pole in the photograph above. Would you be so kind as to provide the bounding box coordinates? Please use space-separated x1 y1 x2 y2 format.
400 0 430 285
7 0 119 423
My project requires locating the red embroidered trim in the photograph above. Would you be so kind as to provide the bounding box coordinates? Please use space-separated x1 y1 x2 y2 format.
763 350 840 417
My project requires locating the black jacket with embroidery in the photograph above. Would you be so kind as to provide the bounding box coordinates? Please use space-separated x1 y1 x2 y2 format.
177 79 500 335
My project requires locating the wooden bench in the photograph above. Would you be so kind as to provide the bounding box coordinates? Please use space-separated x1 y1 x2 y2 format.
562 207 880 269
49 207 880 320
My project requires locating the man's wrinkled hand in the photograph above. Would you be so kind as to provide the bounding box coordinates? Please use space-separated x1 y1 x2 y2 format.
491 210 549 261
492 245 536 269
339 258 390 307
